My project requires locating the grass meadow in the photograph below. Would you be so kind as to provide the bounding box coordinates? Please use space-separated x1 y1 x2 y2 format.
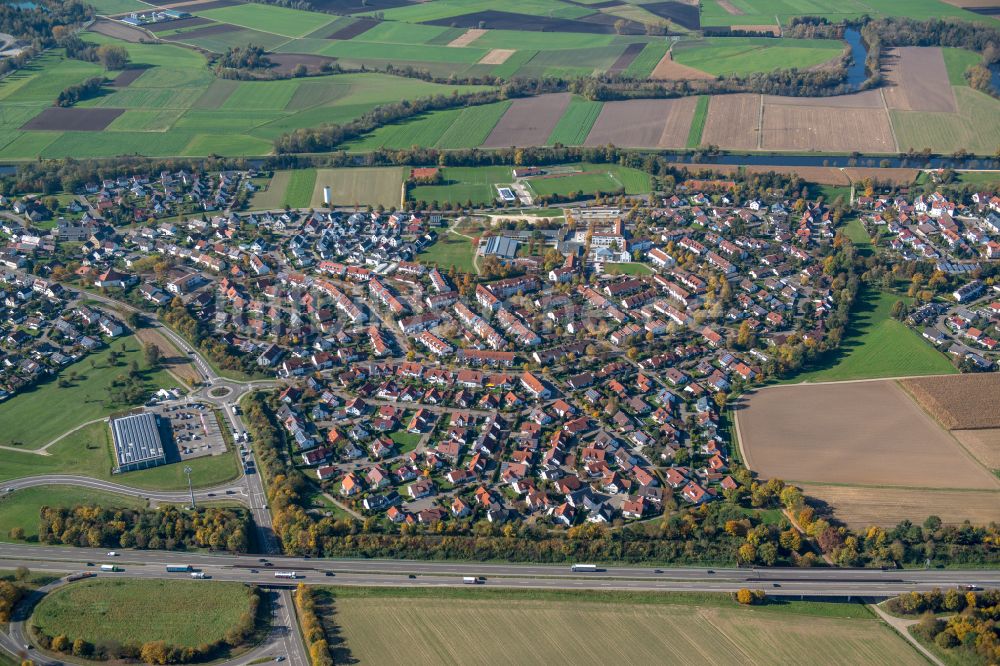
417 232 478 274
784 289 957 383
32 579 253 647
0 335 174 450
672 37 844 77
317 587 923 666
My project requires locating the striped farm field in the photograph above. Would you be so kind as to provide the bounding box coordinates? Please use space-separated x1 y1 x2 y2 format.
344 102 511 151
547 97 603 145
318 587 924 666
309 167 404 209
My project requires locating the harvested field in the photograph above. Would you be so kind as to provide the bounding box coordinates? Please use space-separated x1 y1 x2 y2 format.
717 0 744 15
21 107 125 131
799 484 1000 528
90 18 149 42
326 18 378 41
326 592 924 666
145 16 212 32
584 97 697 148
110 67 149 87
743 165 848 185
166 22 238 41
269 53 337 75
608 42 645 74
737 381 1000 490
700 93 759 150
483 93 572 148
447 28 486 48
478 48 515 65
953 429 1000 470
760 103 896 152
650 51 714 80
763 90 885 109
900 373 1000 430
134 327 200 387
882 47 957 113
843 167 918 186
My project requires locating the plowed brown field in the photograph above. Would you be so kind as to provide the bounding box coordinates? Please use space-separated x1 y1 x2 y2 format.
901 373 1000 429
700 93 759 150
798 484 1000 527
760 104 896 152
584 97 697 148
882 47 957 113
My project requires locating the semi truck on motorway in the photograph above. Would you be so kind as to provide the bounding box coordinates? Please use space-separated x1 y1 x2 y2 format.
166 565 192 572
100 564 120 572
274 571 298 579
571 564 598 572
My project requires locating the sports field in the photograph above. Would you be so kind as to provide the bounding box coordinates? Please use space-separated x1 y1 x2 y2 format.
409 166 513 206
0 486 146 543
32 579 254 648
319 587 924 666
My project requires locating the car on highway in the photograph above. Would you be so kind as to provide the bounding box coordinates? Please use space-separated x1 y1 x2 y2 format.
408 574 416 579
107 551 118 557
324 571 335 577
275 657 285 662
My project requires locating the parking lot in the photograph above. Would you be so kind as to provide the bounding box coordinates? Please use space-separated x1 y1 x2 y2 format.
152 401 228 461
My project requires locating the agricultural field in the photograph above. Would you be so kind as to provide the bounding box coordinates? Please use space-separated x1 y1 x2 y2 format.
0 486 147 543
686 95 710 148
343 101 512 152
738 380 999 489
584 97 698 149
31 579 255 648
546 97 603 146
795 484 1000 528
671 37 844 77
0 335 175 451
698 0 995 26
310 167 404 208
889 86 1000 155
318 587 924 666
899 373 1000 430
785 289 956 383
0 35 490 160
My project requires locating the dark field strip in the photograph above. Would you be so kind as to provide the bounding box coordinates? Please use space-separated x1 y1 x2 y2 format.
145 16 213 32
111 66 149 87
326 17 380 40
609 42 645 73
21 107 125 131
643 1 701 29
424 10 626 34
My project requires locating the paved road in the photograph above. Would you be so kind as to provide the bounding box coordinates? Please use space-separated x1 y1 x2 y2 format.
2 475 250 505
1 543 998 595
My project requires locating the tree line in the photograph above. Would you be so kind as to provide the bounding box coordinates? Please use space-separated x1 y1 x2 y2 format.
894 589 1000 663
55 76 105 107
21 505 251 553
33 585 263 664
294 585 333 666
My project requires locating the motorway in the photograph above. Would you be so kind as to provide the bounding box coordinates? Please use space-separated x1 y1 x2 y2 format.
3 281 998 665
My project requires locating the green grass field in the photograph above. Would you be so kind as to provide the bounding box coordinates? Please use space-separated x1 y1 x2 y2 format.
343 102 511 151
317 587 923 665
410 166 512 206
686 95 710 149
941 48 980 86
890 87 1000 155
604 262 653 276
195 4 334 39
672 37 844 77
0 486 147 542
284 169 317 208
0 37 491 160
417 232 478 274
0 336 175 450
787 289 957 383
32 579 254 648
547 97 603 146
699 0 993 26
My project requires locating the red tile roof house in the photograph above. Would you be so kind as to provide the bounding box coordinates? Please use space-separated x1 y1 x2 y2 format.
520 371 551 399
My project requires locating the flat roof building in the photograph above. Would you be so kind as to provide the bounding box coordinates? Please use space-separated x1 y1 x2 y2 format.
481 236 519 259
111 412 166 472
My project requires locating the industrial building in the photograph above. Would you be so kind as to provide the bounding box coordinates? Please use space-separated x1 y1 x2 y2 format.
111 412 166 472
